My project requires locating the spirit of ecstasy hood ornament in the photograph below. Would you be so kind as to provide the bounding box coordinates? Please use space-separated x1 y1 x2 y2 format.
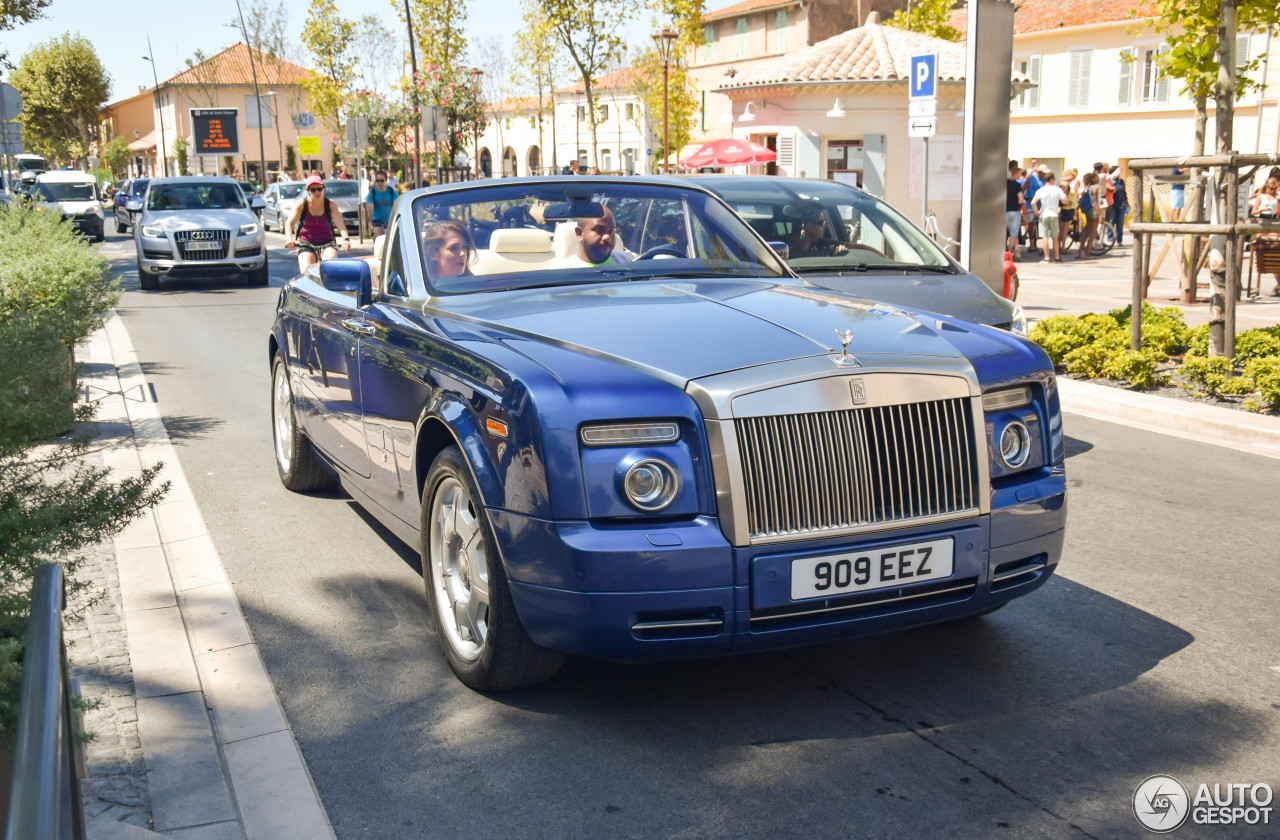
833 328 859 366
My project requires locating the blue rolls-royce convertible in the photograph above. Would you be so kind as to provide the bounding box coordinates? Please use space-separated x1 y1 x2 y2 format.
269 177 1066 690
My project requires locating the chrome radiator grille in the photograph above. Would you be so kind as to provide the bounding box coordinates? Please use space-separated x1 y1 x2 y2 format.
734 397 979 540
174 229 229 260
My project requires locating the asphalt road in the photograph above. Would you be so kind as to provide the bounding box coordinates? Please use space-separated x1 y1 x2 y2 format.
101 228 1280 839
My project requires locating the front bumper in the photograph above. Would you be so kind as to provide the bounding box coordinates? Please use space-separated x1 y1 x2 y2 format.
137 232 265 277
65 213 104 237
492 469 1067 660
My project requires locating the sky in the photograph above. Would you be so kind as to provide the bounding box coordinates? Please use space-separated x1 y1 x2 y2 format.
4 0 656 105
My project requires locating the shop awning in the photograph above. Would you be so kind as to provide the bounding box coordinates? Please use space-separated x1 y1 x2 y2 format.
127 131 156 151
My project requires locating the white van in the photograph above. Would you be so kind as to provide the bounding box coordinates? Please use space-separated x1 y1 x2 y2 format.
32 170 105 242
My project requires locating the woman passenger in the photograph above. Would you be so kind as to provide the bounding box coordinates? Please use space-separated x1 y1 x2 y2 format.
421 221 474 280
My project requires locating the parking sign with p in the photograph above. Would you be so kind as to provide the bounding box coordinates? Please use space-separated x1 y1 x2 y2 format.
909 53 937 100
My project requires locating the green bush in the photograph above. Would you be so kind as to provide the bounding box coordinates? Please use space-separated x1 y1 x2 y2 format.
1243 357 1280 410
1101 348 1166 389
1107 303 1190 356
1234 326 1280 362
1063 333 1125 378
1030 313 1121 366
1180 355 1236 397
1184 324 1210 357
0 203 168 748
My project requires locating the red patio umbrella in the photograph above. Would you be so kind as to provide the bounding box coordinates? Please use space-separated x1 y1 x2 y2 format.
680 138 777 168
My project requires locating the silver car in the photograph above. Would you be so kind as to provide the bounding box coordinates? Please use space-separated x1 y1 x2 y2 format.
322 179 361 234
262 181 305 233
132 176 268 290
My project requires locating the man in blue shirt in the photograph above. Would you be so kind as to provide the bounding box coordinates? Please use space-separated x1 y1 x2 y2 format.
364 170 398 236
1022 165 1045 254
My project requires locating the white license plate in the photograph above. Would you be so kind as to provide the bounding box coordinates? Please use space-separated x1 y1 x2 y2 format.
184 241 221 251
790 538 954 600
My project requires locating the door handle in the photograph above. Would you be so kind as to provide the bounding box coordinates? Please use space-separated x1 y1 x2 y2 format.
341 318 375 337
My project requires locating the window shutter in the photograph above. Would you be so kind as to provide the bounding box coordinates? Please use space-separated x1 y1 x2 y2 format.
1068 49 1091 108
1118 48 1133 106
737 18 747 59
1155 45 1170 103
776 10 787 51
1236 33 1250 76
1027 55 1041 109
777 135 795 176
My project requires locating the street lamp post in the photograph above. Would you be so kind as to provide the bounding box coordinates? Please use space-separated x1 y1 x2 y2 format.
652 29 678 174
471 68 484 179
142 39 168 177
229 2 268 190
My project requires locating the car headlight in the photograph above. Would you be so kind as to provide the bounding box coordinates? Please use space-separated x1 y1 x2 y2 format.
238 222 259 236
1010 303 1028 336
997 420 1032 469
982 387 1031 412
621 458 680 512
141 224 164 238
88 202 102 215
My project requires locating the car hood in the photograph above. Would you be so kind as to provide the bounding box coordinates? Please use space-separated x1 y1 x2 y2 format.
795 269 1016 327
431 277 1024 384
326 196 360 211
142 208 256 229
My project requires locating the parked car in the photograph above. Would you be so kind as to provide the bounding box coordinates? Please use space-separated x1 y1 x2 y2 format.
680 175 1027 334
236 180 267 218
269 176 1066 690
262 180 305 233
32 170 105 242
322 178 361 233
132 176 267 290
113 178 150 233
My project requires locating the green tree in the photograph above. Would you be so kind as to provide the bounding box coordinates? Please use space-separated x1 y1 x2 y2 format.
885 0 961 42
0 0 51 68
301 0 357 131
398 0 469 73
101 136 130 177
346 90 415 165
352 13 398 94
10 34 112 165
414 64 484 166
631 0 705 170
511 1 564 170
539 0 638 168
172 136 190 175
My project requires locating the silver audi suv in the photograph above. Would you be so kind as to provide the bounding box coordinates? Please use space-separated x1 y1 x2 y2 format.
132 176 268 290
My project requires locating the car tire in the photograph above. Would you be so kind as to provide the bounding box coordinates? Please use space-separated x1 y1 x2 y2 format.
271 354 336 492
137 262 159 291
115 217 125 234
421 446 564 691
247 259 269 286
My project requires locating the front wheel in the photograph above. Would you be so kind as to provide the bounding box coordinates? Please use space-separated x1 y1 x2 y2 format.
247 258 269 286
271 354 336 491
422 446 563 690
138 262 159 291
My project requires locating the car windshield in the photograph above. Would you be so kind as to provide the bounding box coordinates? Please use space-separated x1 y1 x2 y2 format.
35 182 96 202
147 182 246 211
694 179 956 275
279 183 303 199
324 181 358 198
412 180 790 295
130 180 150 196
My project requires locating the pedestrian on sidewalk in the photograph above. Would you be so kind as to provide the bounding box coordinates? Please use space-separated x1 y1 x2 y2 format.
1108 168 1129 245
1032 172 1065 263
1057 168 1078 254
1023 166 1045 254
1078 172 1099 258
1006 160 1024 259
364 170 398 237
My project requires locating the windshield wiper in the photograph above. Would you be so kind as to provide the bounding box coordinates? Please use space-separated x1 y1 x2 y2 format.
880 263 957 274
792 264 869 274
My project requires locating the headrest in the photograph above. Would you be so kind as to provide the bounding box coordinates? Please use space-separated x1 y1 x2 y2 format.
372 234 386 258
490 228 552 253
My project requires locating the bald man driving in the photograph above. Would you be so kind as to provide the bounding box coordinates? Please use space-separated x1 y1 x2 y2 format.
553 206 637 268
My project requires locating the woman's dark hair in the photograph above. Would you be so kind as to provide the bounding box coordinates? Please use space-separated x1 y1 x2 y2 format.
421 220 474 275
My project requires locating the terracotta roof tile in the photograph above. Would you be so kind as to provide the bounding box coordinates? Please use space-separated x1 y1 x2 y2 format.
719 21 973 88
950 0 1156 37
162 42 311 87
555 66 639 94
704 0 798 23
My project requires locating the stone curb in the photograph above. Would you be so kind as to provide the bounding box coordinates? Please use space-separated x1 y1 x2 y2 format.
1056 376 1280 459
92 311 336 840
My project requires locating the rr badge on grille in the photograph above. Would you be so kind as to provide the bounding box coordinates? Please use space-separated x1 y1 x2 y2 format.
849 378 867 405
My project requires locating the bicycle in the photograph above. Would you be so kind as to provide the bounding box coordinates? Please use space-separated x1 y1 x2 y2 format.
1092 218 1117 254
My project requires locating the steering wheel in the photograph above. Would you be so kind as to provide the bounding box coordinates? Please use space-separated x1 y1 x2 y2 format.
636 245 685 260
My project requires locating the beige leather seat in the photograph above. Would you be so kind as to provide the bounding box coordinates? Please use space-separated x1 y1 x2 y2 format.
471 228 554 275
366 234 385 282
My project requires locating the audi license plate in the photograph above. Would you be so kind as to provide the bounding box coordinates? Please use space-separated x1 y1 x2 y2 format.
790 538 954 600
184 241 220 251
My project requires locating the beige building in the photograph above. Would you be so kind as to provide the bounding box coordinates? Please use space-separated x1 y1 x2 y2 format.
687 0 906 146
960 0 1280 202
101 43 337 184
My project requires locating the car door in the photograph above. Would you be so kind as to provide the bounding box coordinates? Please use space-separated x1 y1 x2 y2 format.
263 185 278 227
290 272 371 478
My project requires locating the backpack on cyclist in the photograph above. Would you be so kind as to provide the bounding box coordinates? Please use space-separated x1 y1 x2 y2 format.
1079 189 1093 213
294 197 339 240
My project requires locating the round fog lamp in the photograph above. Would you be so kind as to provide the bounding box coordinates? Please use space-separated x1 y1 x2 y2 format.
998 420 1032 469
623 458 680 511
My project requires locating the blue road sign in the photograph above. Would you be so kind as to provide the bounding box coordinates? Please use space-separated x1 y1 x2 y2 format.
909 53 938 100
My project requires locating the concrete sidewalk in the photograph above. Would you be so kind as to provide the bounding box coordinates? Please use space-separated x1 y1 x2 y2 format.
74 313 334 840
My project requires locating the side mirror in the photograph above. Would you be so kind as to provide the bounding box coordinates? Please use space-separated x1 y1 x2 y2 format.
250 195 266 210
318 258 372 308
126 199 143 213
767 240 790 261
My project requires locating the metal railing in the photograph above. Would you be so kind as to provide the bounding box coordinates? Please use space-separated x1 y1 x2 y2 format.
3 564 86 840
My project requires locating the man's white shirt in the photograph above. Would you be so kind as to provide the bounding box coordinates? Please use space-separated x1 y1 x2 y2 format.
552 250 638 269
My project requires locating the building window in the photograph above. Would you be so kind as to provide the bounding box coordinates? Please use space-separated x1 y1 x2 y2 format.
1067 48 1092 108
245 95 272 129
602 149 612 172
1118 47 1133 106
1015 55 1040 111
1235 33 1251 78
625 102 634 122
775 10 787 52
578 149 588 168
577 105 586 121
1142 46 1169 104
703 24 713 62
701 90 708 131
737 18 747 59
503 117 511 129
600 103 609 122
